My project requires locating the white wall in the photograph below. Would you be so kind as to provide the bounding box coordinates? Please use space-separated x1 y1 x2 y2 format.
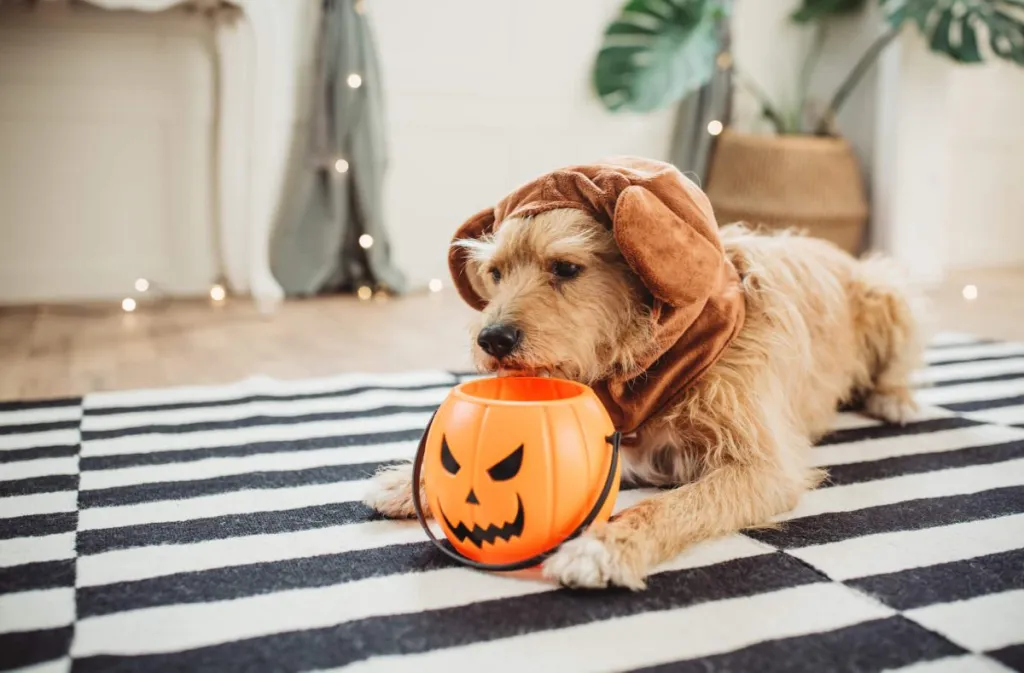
944 59 1024 270
369 0 676 289
0 0 674 299
872 29 953 284
0 3 219 303
873 30 1024 283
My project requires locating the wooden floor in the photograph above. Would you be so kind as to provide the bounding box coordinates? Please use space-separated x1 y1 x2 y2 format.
2 267 1023 402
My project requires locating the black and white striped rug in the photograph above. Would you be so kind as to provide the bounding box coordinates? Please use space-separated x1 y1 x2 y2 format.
2 332 1023 673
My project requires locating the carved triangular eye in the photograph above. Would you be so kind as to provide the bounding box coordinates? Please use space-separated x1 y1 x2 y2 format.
440 436 461 475
487 444 523 481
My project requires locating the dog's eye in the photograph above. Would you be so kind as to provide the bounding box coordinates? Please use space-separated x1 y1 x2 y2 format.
551 261 582 280
489 267 501 283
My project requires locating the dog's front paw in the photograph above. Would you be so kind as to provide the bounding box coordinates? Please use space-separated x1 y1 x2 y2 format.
362 463 428 519
865 388 919 425
542 531 647 591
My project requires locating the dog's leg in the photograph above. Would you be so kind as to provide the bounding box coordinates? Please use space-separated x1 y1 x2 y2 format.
363 462 431 519
543 459 813 590
864 374 918 425
853 256 926 425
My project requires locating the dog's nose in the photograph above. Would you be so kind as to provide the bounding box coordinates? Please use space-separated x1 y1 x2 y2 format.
477 323 521 359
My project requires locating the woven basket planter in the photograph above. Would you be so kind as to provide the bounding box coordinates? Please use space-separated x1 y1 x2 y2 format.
704 130 868 254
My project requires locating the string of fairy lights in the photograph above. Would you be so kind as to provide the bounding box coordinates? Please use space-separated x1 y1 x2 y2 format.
120 278 227 313
116 0 444 314
322 12 445 305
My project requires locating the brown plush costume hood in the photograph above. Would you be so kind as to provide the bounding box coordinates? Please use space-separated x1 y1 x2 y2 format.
448 157 746 435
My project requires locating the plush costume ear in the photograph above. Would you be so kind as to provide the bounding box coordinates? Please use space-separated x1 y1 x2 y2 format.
613 185 722 308
448 207 496 311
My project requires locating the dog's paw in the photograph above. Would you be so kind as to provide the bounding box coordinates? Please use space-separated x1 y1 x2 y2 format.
542 533 646 591
865 389 918 425
362 463 427 519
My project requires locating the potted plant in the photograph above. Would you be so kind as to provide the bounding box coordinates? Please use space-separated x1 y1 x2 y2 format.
592 0 1024 254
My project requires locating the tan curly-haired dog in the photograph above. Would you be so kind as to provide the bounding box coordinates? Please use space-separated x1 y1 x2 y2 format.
365 158 925 590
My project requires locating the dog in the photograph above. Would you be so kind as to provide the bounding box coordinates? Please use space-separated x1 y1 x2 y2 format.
365 158 925 590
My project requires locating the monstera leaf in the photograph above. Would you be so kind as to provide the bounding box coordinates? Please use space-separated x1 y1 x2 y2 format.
881 0 1024 64
791 0 867 23
593 0 729 113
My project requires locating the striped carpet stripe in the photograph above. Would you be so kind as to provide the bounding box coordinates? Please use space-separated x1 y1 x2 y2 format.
1 334 1023 672
907 589 1024 653
624 617 967 673
847 547 1024 611
330 583 898 673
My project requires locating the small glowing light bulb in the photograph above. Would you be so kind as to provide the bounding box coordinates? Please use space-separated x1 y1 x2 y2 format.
707 120 724 136
334 159 349 173
357 286 373 300
134 278 150 292
358 234 374 249
121 298 137 312
347 73 363 89
428 278 443 293
962 284 978 301
210 284 227 302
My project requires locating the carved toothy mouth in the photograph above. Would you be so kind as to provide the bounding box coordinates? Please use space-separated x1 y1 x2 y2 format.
439 495 525 548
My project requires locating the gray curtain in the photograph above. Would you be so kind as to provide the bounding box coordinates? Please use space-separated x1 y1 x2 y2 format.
271 0 405 296
668 4 733 186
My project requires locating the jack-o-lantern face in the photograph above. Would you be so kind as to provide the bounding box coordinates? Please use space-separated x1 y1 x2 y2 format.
436 437 526 548
422 377 619 565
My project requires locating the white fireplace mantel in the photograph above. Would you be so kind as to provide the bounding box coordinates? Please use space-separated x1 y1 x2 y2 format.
71 0 314 311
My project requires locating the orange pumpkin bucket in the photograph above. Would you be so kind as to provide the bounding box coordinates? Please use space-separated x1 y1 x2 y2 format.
411 376 621 571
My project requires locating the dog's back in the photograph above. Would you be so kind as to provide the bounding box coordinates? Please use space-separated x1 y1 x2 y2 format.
718 223 926 439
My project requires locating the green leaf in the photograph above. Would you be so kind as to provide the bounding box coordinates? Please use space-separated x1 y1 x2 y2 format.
957 12 983 62
989 8 1024 64
878 0 1024 65
791 0 867 24
928 7 956 53
593 0 727 113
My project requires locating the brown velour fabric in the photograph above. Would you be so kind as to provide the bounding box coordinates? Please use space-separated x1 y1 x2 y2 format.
448 157 746 435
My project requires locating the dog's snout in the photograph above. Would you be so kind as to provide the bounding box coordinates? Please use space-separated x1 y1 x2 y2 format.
477 323 521 359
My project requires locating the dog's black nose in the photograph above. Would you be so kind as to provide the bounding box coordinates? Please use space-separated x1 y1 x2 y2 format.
477 323 521 359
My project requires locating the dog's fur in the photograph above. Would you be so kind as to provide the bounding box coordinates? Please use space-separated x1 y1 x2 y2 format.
365 209 925 590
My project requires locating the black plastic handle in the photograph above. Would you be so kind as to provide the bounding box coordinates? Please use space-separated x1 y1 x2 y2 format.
410 409 621 572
